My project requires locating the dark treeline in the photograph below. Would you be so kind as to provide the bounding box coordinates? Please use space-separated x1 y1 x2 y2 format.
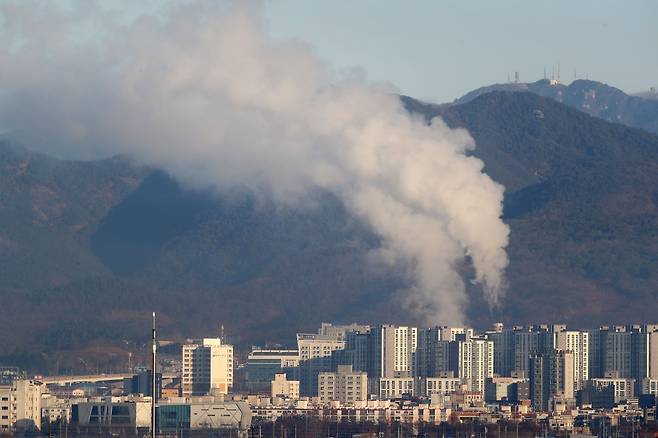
27 417 658 438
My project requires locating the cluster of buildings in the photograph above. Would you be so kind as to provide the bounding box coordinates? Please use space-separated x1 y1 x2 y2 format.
239 322 658 431
1 323 658 436
0 364 252 436
245 323 658 405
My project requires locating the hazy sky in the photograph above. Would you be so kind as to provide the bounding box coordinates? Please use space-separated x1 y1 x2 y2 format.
264 0 658 103
11 0 658 104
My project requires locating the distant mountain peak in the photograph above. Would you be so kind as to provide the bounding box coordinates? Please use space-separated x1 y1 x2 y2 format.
452 79 658 134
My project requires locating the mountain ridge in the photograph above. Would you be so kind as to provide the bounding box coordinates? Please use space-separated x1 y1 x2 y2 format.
2 90 658 371
446 79 658 135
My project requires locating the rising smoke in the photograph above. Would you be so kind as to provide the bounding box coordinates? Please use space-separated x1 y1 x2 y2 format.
0 0 509 325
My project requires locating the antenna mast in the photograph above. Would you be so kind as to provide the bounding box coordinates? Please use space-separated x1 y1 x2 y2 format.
151 312 157 438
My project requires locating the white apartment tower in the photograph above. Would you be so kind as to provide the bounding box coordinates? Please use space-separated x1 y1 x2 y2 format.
456 338 494 393
555 330 589 389
648 325 658 379
372 325 418 378
182 338 233 396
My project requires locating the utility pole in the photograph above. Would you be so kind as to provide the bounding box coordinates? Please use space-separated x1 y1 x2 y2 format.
151 312 157 438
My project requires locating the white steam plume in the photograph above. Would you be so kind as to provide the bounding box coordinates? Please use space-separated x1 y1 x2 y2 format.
0 1 509 325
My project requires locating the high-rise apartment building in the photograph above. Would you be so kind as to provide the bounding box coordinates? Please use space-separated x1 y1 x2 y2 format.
649 325 658 380
416 327 441 378
601 327 632 379
586 325 654 392
514 327 556 375
439 327 474 342
416 327 466 378
641 378 658 396
528 353 548 411
370 325 418 379
597 325 651 392
485 325 563 379
429 341 452 377
586 328 603 378
555 330 589 389
297 333 346 363
529 350 574 411
317 323 371 341
452 338 494 393
182 338 233 396
297 332 346 396
630 330 649 388
551 350 575 401
341 331 371 373
486 325 516 376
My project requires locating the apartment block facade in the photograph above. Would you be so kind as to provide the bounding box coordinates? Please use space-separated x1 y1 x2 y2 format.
182 338 233 396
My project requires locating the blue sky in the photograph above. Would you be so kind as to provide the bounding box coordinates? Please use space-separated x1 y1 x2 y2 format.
12 0 658 104
264 0 658 103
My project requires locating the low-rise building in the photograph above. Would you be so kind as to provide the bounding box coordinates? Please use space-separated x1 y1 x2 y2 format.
249 399 451 425
576 384 616 409
158 399 251 434
318 365 367 404
0 379 43 432
72 397 152 431
161 380 181 399
189 401 252 431
485 376 529 402
379 378 415 399
123 369 162 399
591 378 635 403
0 385 10 432
246 349 299 393
271 373 300 400
41 395 74 424
421 377 461 397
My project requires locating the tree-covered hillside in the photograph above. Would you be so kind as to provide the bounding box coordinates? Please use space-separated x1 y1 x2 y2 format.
408 92 658 326
2 90 658 371
451 79 658 135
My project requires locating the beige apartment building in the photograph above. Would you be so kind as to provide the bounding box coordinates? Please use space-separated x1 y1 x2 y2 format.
318 365 367 404
270 373 300 399
182 338 233 396
0 379 43 432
